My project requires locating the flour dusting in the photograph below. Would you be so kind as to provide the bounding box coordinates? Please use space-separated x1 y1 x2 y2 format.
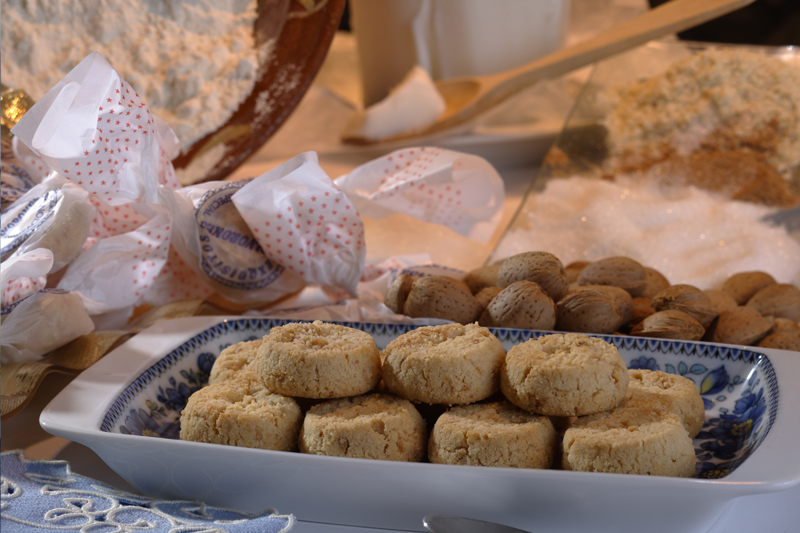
1 0 273 154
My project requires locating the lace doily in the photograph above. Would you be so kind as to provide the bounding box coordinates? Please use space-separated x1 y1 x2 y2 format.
0 451 293 532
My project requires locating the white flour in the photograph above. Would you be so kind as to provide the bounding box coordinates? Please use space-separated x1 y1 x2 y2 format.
1 0 270 154
493 176 800 290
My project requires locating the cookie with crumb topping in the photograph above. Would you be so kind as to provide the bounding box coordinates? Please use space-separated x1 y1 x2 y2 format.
501 333 628 416
429 401 557 468
381 322 505 405
299 393 427 462
622 369 705 437
180 377 301 451
255 320 381 399
562 406 696 477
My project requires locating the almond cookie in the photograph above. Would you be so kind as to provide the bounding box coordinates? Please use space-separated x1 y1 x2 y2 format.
501 333 628 416
255 321 381 399
209 338 263 385
429 401 557 468
382 323 505 405
180 378 301 451
622 369 705 438
298 393 427 462
562 407 696 477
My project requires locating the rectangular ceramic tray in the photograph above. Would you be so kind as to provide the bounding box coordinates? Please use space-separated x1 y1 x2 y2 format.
40 316 800 532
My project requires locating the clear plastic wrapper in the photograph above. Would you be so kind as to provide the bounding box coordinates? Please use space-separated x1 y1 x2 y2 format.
0 288 95 364
1 174 94 271
0 248 53 308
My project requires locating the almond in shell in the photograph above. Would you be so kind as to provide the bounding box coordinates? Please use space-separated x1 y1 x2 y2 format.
721 271 777 305
585 285 634 324
475 286 503 308
564 261 591 284
652 284 718 327
630 297 656 326
639 267 671 299
403 276 483 324
703 289 739 314
497 251 569 303
555 287 625 334
463 263 502 294
384 273 415 314
757 318 800 352
630 310 705 341
478 280 556 330
577 256 648 297
746 283 800 322
712 306 773 346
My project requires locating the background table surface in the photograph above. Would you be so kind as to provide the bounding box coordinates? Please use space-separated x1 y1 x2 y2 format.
5 2 800 530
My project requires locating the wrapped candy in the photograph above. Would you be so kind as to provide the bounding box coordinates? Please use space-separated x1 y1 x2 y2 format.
0 248 94 364
161 177 307 308
334 146 505 243
231 152 366 295
0 248 53 308
1 49 507 363
5 52 372 321
1 174 94 272
0 287 95 364
10 52 181 205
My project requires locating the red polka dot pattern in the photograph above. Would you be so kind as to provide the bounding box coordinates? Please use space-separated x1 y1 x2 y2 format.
0 249 53 307
233 154 367 294
15 55 180 204
335 147 504 239
141 246 214 307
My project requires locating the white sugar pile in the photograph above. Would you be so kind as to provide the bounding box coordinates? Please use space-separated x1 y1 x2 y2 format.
493 176 800 289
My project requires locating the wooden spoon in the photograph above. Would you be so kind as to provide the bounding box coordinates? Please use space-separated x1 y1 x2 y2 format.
342 0 755 145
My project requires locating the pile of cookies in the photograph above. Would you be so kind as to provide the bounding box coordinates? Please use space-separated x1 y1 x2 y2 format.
179 320 704 477
385 252 800 351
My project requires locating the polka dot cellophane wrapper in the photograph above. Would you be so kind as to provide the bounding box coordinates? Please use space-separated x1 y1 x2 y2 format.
3 50 507 354
335 146 505 244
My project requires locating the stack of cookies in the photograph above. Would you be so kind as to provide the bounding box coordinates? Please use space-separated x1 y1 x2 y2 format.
179 320 704 477
501 333 701 477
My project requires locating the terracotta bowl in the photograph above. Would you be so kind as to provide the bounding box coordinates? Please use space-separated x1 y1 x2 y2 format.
172 0 346 185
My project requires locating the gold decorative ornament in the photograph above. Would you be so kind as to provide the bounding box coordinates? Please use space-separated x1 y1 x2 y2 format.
1 83 35 139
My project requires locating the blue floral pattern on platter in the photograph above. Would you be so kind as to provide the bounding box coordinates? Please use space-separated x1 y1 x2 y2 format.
101 319 778 480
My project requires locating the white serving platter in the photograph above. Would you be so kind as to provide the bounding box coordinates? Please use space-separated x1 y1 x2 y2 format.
40 316 800 532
